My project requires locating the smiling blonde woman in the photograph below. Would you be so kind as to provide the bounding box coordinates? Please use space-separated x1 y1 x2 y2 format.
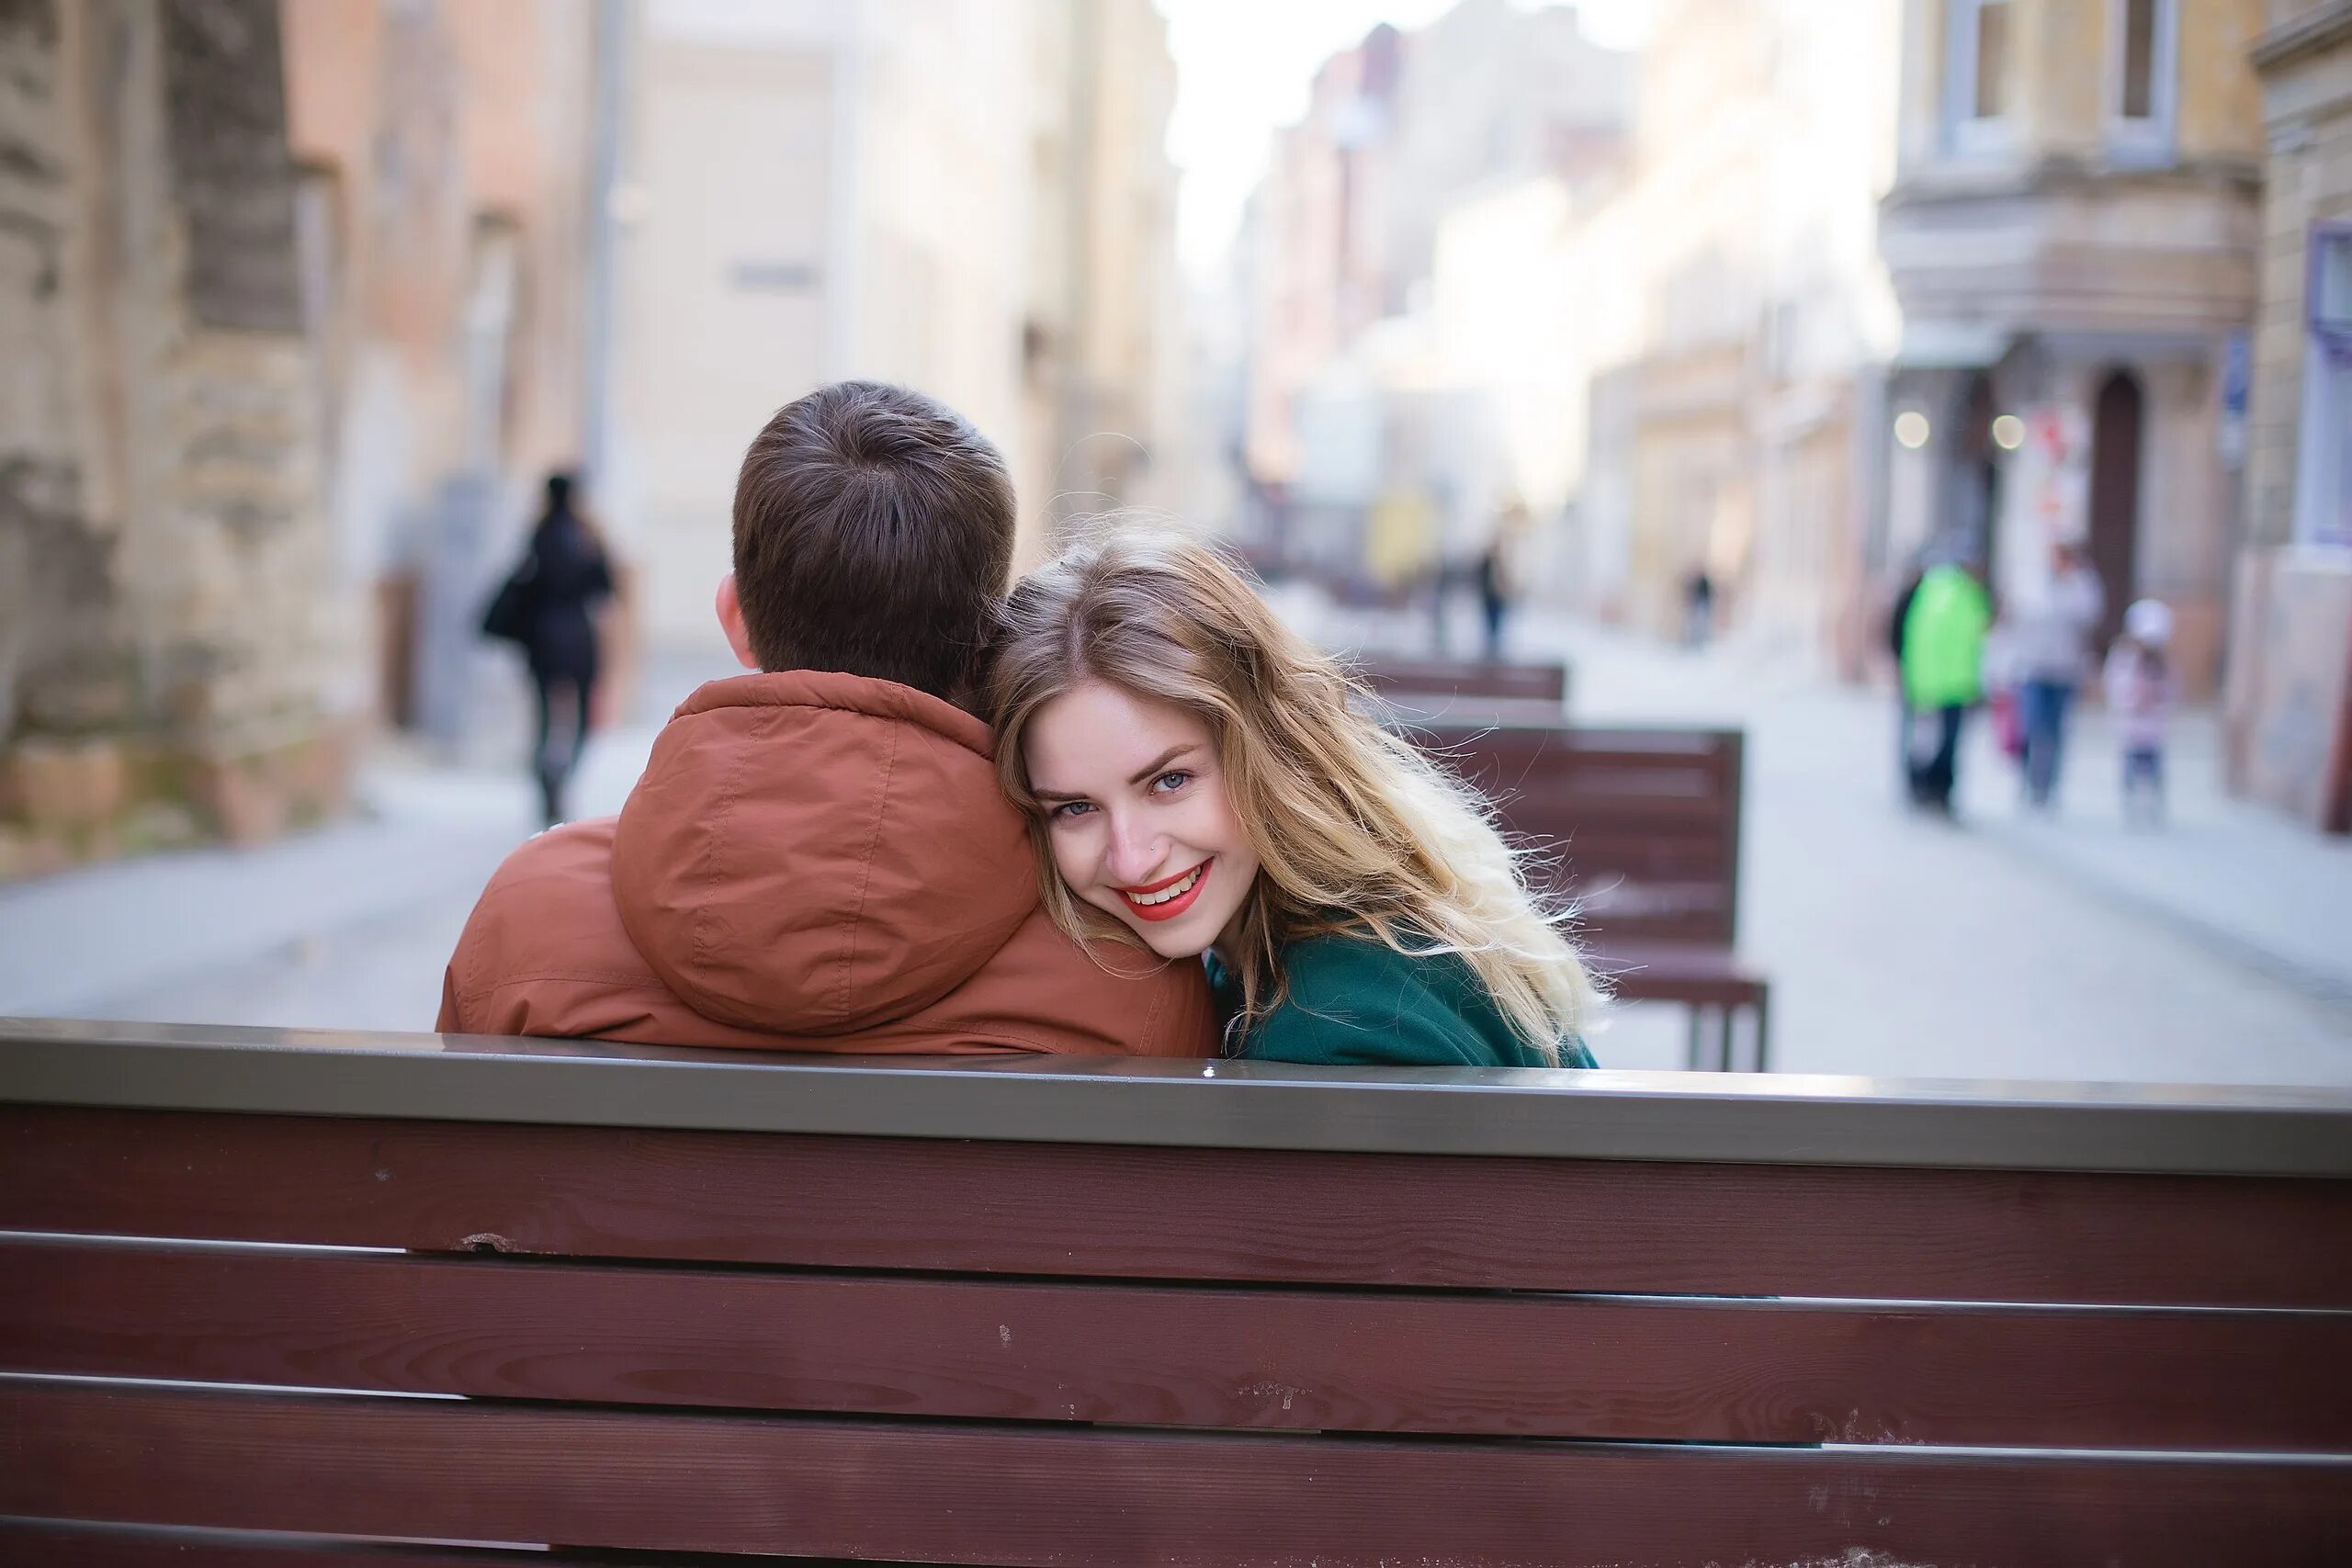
984 531 1599 1069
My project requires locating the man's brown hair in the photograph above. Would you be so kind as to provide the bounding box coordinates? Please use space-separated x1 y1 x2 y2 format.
731 380 1016 701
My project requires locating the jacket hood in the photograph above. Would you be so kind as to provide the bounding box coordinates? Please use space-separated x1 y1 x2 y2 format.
610 671 1038 1034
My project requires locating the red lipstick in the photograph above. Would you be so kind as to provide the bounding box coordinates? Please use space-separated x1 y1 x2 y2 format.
1116 859 1211 923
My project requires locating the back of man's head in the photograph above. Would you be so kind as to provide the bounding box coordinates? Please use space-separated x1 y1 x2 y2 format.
729 380 1016 702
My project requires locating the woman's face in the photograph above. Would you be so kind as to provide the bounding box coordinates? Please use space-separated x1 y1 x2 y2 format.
1023 679 1261 960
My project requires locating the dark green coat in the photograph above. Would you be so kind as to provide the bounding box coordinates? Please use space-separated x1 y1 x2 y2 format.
1209 932 1596 1070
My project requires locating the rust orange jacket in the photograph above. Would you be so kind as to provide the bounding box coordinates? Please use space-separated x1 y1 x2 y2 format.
437 671 1217 1057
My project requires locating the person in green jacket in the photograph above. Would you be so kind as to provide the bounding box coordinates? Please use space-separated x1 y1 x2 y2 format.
1899 558 1992 817
984 532 1600 1070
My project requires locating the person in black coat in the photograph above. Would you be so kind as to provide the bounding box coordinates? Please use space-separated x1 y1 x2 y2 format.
499 472 614 826
1887 559 1927 800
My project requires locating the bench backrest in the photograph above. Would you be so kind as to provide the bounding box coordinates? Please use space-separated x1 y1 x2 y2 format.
1354 655 1570 705
5 1022 2351 1565
1414 722 1744 946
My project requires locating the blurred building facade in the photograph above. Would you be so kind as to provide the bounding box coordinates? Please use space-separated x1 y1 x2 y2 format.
2 0 340 875
2224 0 2352 830
1020 0 1186 551
279 0 605 743
1238 24 1402 524
1238 3 1634 588
1877 0 2267 696
1230 0 1905 657
612 0 1184 650
0 0 615 879
3 0 1188 875
1573 0 1905 653
1425 175 1638 604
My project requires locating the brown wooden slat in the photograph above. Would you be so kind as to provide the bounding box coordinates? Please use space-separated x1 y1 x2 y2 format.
1472 756 1733 790
1425 735 1737 788
1533 827 1732 864
1426 727 1734 758
1600 976 1768 1009
6 1382 2349 1567
6 1107 2350 1308
1357 658 1567 704
0 1517 643 1565
1548 878 1732 939
1483 794 1732 826
0 1518 908 1567
0 1520 903 1566
6 1235 2347 1450
1511 844 1732 895
1439 795 1721 829
1425 734 1738 774
1466 779 1733 821
1376 695 1572 731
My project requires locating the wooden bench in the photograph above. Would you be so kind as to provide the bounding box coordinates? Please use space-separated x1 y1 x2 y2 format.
5 1018 2350 1565
1352 655 1571 728
1410 722 1769 1068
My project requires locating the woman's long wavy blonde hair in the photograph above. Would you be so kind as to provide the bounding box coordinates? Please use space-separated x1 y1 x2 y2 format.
984 530 1599 1060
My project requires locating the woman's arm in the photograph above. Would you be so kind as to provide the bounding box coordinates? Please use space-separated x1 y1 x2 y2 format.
1236 942 1491 1067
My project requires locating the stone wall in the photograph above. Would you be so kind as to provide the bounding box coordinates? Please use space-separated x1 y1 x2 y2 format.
2243 3 2352 549
0 0 112 750
2226 548 2352 829
2223 4 2352 831
0 0 349 880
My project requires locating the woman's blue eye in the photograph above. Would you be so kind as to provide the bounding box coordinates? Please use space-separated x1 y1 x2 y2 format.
1048 800 1094 821
1151 771 1192 794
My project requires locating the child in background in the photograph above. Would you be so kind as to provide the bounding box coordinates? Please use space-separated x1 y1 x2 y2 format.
1982 620 2025 767
2103 599 2177 828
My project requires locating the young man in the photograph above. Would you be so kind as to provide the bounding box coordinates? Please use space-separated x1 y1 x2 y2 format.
438 381 1216 1057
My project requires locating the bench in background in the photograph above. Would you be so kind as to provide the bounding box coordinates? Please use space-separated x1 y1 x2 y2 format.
4 1018 2350 1565
1352 655 1571 727
1413 722 1768 1068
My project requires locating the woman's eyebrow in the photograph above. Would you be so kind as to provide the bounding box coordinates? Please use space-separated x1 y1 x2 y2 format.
1031 743 1204 804
1125 744 1201 786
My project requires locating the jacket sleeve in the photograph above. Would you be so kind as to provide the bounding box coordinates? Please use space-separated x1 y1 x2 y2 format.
1243 990 1484 1066
1238 947 1487 1067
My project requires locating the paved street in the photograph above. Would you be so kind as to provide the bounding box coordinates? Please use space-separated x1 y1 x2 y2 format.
0 649 735 1037
1546 616 2351 1081
5 612 2347 1086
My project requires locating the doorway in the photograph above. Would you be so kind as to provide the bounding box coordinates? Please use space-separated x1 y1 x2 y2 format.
2087 369 2143 649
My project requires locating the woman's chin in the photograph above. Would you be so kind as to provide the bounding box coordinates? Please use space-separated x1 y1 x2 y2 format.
1136 926 1213 961
1098 905 1215 961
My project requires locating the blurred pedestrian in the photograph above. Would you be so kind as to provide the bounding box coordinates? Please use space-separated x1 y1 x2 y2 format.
2007 540 2106 810
1982 619 2026 767
1682 565 1714 649
1886 560 1925 791
1476 498 1524 661
1899 557 1991 818
2104 598 2177 829
483 471 614 826
1423 558 1453 657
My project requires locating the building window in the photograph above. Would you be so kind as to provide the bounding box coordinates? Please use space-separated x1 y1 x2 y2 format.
2297 227 2352 550
1943 0 2015 155
2107 0 2178 163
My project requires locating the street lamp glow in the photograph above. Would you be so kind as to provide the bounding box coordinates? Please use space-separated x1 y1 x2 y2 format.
1894 411 1930 449
1991 414 2026 451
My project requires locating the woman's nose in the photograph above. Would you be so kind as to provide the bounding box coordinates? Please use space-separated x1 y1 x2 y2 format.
1104 816 1166 886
